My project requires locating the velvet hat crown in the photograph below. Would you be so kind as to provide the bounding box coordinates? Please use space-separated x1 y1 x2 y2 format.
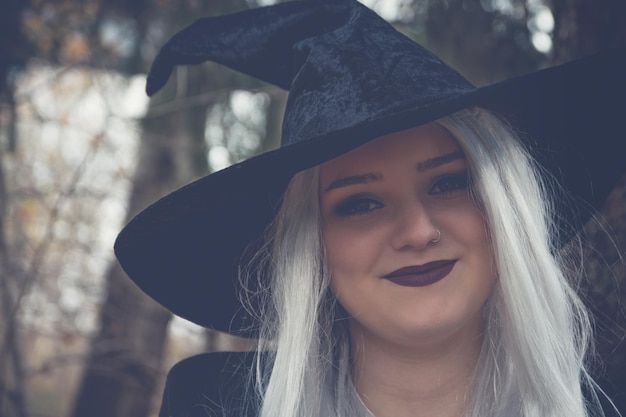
115 0 626 335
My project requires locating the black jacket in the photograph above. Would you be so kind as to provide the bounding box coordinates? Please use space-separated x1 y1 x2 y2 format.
159 351 258 417
159 352 623 417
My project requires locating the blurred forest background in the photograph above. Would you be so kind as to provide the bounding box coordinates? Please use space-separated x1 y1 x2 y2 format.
0 0 624 416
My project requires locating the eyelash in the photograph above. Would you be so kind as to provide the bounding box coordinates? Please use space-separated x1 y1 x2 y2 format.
334 195 382 217
332 173 470 217
429 172 469 196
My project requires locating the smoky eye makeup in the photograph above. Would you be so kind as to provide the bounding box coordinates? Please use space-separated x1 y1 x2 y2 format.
428 172 470 196
333 193 383 217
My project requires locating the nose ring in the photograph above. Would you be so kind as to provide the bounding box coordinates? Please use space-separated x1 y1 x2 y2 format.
431 229 441 244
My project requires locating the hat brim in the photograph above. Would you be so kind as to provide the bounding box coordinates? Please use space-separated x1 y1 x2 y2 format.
115 47 626 335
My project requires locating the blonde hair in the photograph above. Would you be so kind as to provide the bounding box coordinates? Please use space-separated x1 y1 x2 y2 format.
247 108 598 417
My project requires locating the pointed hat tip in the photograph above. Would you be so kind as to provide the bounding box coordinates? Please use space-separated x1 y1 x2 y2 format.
145 52 174 96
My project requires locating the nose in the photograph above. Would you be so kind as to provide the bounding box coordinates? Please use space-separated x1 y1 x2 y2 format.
390 201 440 251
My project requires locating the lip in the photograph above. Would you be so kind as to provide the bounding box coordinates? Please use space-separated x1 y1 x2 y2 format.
383 260 457 287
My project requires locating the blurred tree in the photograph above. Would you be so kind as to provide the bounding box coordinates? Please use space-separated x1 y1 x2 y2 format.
423 0 545 85
549 0 626 63
69 1 283 416
0 0 34 415
2 0 284 416
68 70 198 417
0 0 32 152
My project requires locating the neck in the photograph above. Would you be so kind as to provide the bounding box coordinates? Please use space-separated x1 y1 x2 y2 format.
350 321 483 417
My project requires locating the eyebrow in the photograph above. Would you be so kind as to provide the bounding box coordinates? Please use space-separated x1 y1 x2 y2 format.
324 151 465 192
416 151 465 172
325 172 382 192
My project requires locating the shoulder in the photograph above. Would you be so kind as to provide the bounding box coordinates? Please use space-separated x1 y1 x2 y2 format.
159 351 259 417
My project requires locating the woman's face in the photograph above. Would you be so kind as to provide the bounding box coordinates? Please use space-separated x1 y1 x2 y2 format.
320 123 496 349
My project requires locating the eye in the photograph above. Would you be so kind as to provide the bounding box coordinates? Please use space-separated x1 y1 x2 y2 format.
429 173 469 196
334 195 383 217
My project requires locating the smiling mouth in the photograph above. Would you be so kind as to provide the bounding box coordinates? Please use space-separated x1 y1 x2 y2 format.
383 260 457 287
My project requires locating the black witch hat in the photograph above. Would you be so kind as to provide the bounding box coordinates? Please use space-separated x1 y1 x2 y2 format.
115 0 626 335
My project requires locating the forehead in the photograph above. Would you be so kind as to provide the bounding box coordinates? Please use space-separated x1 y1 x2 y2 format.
319 123 462 181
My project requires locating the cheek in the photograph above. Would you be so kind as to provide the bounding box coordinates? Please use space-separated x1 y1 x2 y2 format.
323 227 381 293
324 229 359 278
438 201 494 272
456 207 496 285
440 199 489 244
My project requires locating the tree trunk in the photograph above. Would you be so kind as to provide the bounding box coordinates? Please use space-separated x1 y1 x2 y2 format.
423 0 543 85
70 1 259 416
549 0 626 63
0 142 27 417
70 68 208 417
0 0 31 413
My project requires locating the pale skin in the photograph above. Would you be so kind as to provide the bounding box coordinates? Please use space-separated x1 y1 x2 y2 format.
319 123 496 417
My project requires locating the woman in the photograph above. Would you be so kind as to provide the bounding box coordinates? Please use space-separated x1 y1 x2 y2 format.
115 1 626 416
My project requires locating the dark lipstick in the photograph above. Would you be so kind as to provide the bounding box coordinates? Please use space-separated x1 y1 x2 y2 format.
383 260 456 287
